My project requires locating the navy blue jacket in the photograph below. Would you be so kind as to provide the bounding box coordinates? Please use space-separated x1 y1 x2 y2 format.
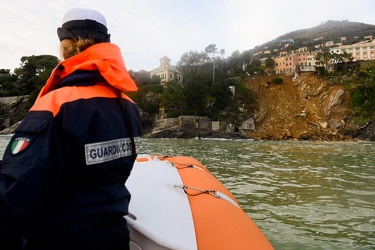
0 43 141 238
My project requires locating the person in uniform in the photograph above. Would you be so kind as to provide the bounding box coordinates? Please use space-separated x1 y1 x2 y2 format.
0 8 141 250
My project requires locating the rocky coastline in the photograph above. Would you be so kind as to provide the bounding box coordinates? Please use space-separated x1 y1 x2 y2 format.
140 115 374 141
142 126 249 140
140 124 375 141
1 96 375 141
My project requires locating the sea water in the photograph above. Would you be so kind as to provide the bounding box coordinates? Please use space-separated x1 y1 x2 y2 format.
1 135 374 249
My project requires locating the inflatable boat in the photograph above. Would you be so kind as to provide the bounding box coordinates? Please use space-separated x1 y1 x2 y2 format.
126 154 273 250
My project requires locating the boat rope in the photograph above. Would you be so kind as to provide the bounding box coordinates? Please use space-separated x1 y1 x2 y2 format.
170 162 206 171
175 185 240 208
157 155 171 160
153 156 207 171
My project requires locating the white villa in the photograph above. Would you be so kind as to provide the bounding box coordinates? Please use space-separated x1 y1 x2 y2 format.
150 56 183 85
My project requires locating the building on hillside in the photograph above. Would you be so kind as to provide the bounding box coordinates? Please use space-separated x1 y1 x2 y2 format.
325 41 335 47
274 57 286 74
314 44 323 49
150 56 183 85
274 54 299 74
272 40 375 75
273 51 318 74
313 37 324 41
297 47 308 52
329 39 375 61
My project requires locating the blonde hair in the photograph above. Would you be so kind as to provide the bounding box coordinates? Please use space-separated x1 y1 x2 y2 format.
60 38 99 60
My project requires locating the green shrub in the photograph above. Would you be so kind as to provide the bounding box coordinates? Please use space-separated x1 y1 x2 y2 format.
271 77 283 84
166 110 181 118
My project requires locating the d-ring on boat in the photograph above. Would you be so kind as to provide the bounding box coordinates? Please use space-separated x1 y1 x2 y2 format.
126 155 274 250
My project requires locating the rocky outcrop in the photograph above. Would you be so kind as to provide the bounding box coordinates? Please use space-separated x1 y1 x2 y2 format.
0 96 28 134
352 119 375 141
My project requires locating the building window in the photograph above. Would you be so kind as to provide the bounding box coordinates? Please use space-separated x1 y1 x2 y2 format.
170 74 173 79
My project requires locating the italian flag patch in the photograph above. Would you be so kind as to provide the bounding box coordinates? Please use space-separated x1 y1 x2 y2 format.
11 137 31 155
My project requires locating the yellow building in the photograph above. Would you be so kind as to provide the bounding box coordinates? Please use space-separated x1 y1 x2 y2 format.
150 56 183 85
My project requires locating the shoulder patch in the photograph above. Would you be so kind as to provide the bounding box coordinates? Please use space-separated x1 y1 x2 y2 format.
10 137 31 155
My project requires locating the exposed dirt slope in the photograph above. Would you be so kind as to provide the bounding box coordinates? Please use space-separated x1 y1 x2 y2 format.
245 72 354 140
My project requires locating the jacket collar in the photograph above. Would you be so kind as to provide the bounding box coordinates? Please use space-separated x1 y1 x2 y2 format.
37 43 137 100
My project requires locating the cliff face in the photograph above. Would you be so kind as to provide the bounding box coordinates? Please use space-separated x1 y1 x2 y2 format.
245 72 355 140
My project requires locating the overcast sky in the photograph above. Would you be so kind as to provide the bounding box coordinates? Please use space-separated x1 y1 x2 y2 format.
1 0 375 72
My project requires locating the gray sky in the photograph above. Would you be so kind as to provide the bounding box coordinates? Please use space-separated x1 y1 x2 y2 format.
1 0 375 72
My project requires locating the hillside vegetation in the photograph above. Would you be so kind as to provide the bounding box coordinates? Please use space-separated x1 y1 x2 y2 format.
250 20 375 56
279 20 375 41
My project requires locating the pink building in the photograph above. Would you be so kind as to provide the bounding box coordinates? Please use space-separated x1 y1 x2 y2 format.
274 52 316 74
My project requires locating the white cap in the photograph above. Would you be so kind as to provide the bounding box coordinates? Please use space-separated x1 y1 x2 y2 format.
62 8 107 27
57 8 110 42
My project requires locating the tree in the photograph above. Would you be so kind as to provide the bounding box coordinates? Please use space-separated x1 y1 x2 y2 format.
129 70 152 86
252 58 262 67
233 81 257 113
205 44 218 87
0 69 18 96
341 51 354 63
209 81 232 110
227 50 242 73
265 58 276 69
14 55 59 96
220 49 225 73
314 51 332 73
182 80 206 115
128 84 163 114
205 44 218 55
350 62 375 124
177 50 209 75
159 81 185 116
150 75 161 85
